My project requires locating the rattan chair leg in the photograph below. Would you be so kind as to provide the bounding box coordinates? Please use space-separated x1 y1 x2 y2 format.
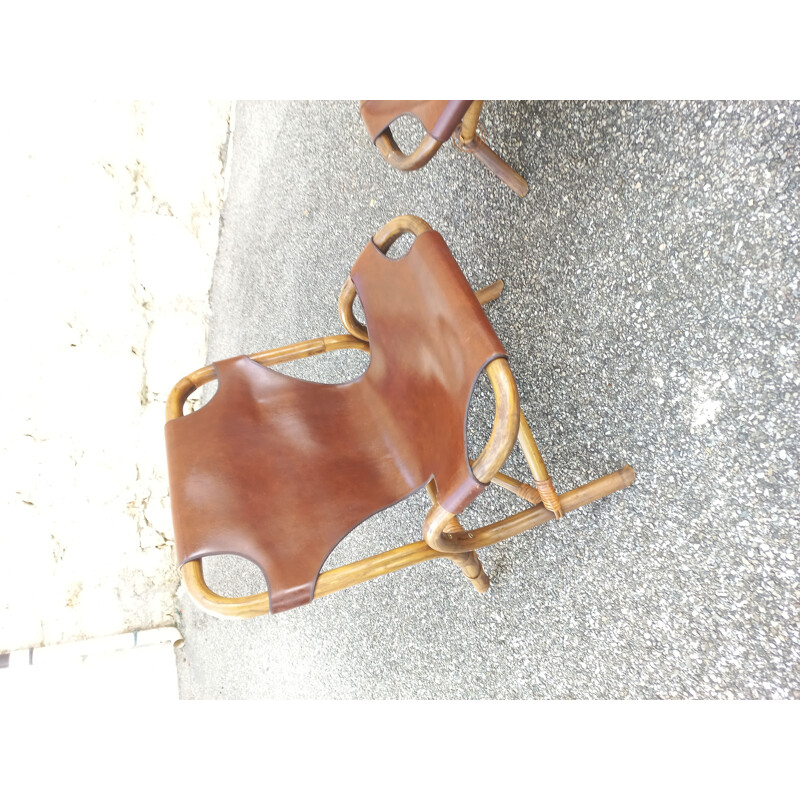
469 457 542 505
474 279 504 305
517 411 563 519
461 134 529 198
455 104 529 198
459 101 485 143
447 543 490 593
426 481 490 593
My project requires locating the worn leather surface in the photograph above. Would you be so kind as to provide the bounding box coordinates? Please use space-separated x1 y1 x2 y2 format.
165 231 506 613
360 100 473 143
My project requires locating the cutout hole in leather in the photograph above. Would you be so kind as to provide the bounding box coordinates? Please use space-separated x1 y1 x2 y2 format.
200 554 268 598
320 486 430 573
389 114 427 155
352 293 366 328
187 379 217 413
266 346 370 385
466 368 497 462
382 232 415 260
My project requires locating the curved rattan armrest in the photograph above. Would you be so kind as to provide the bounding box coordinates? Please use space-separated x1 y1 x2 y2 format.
181 561 270 619
374 129 442 171
165 334 371 421
423 357 520 552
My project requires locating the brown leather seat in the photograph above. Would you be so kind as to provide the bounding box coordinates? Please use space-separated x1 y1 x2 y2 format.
165 230 505 613
360 100 473 143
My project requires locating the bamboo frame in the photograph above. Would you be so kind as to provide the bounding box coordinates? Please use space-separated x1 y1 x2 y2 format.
166 215 635 617
373 101 529 197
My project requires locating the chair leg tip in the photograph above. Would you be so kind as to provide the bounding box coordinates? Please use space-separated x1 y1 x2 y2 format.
621 465 637 487
472 572 490 593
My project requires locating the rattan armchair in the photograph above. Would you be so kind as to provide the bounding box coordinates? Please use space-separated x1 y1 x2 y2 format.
360 101 529 197
164 215 634 616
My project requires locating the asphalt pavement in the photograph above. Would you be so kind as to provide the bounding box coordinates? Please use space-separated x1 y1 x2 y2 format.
174 101 799 699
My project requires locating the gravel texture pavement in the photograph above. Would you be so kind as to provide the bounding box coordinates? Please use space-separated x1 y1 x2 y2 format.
174 101 799 699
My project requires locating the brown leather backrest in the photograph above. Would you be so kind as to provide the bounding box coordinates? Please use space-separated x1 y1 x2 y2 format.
360 100 473 143
165 231 506 613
